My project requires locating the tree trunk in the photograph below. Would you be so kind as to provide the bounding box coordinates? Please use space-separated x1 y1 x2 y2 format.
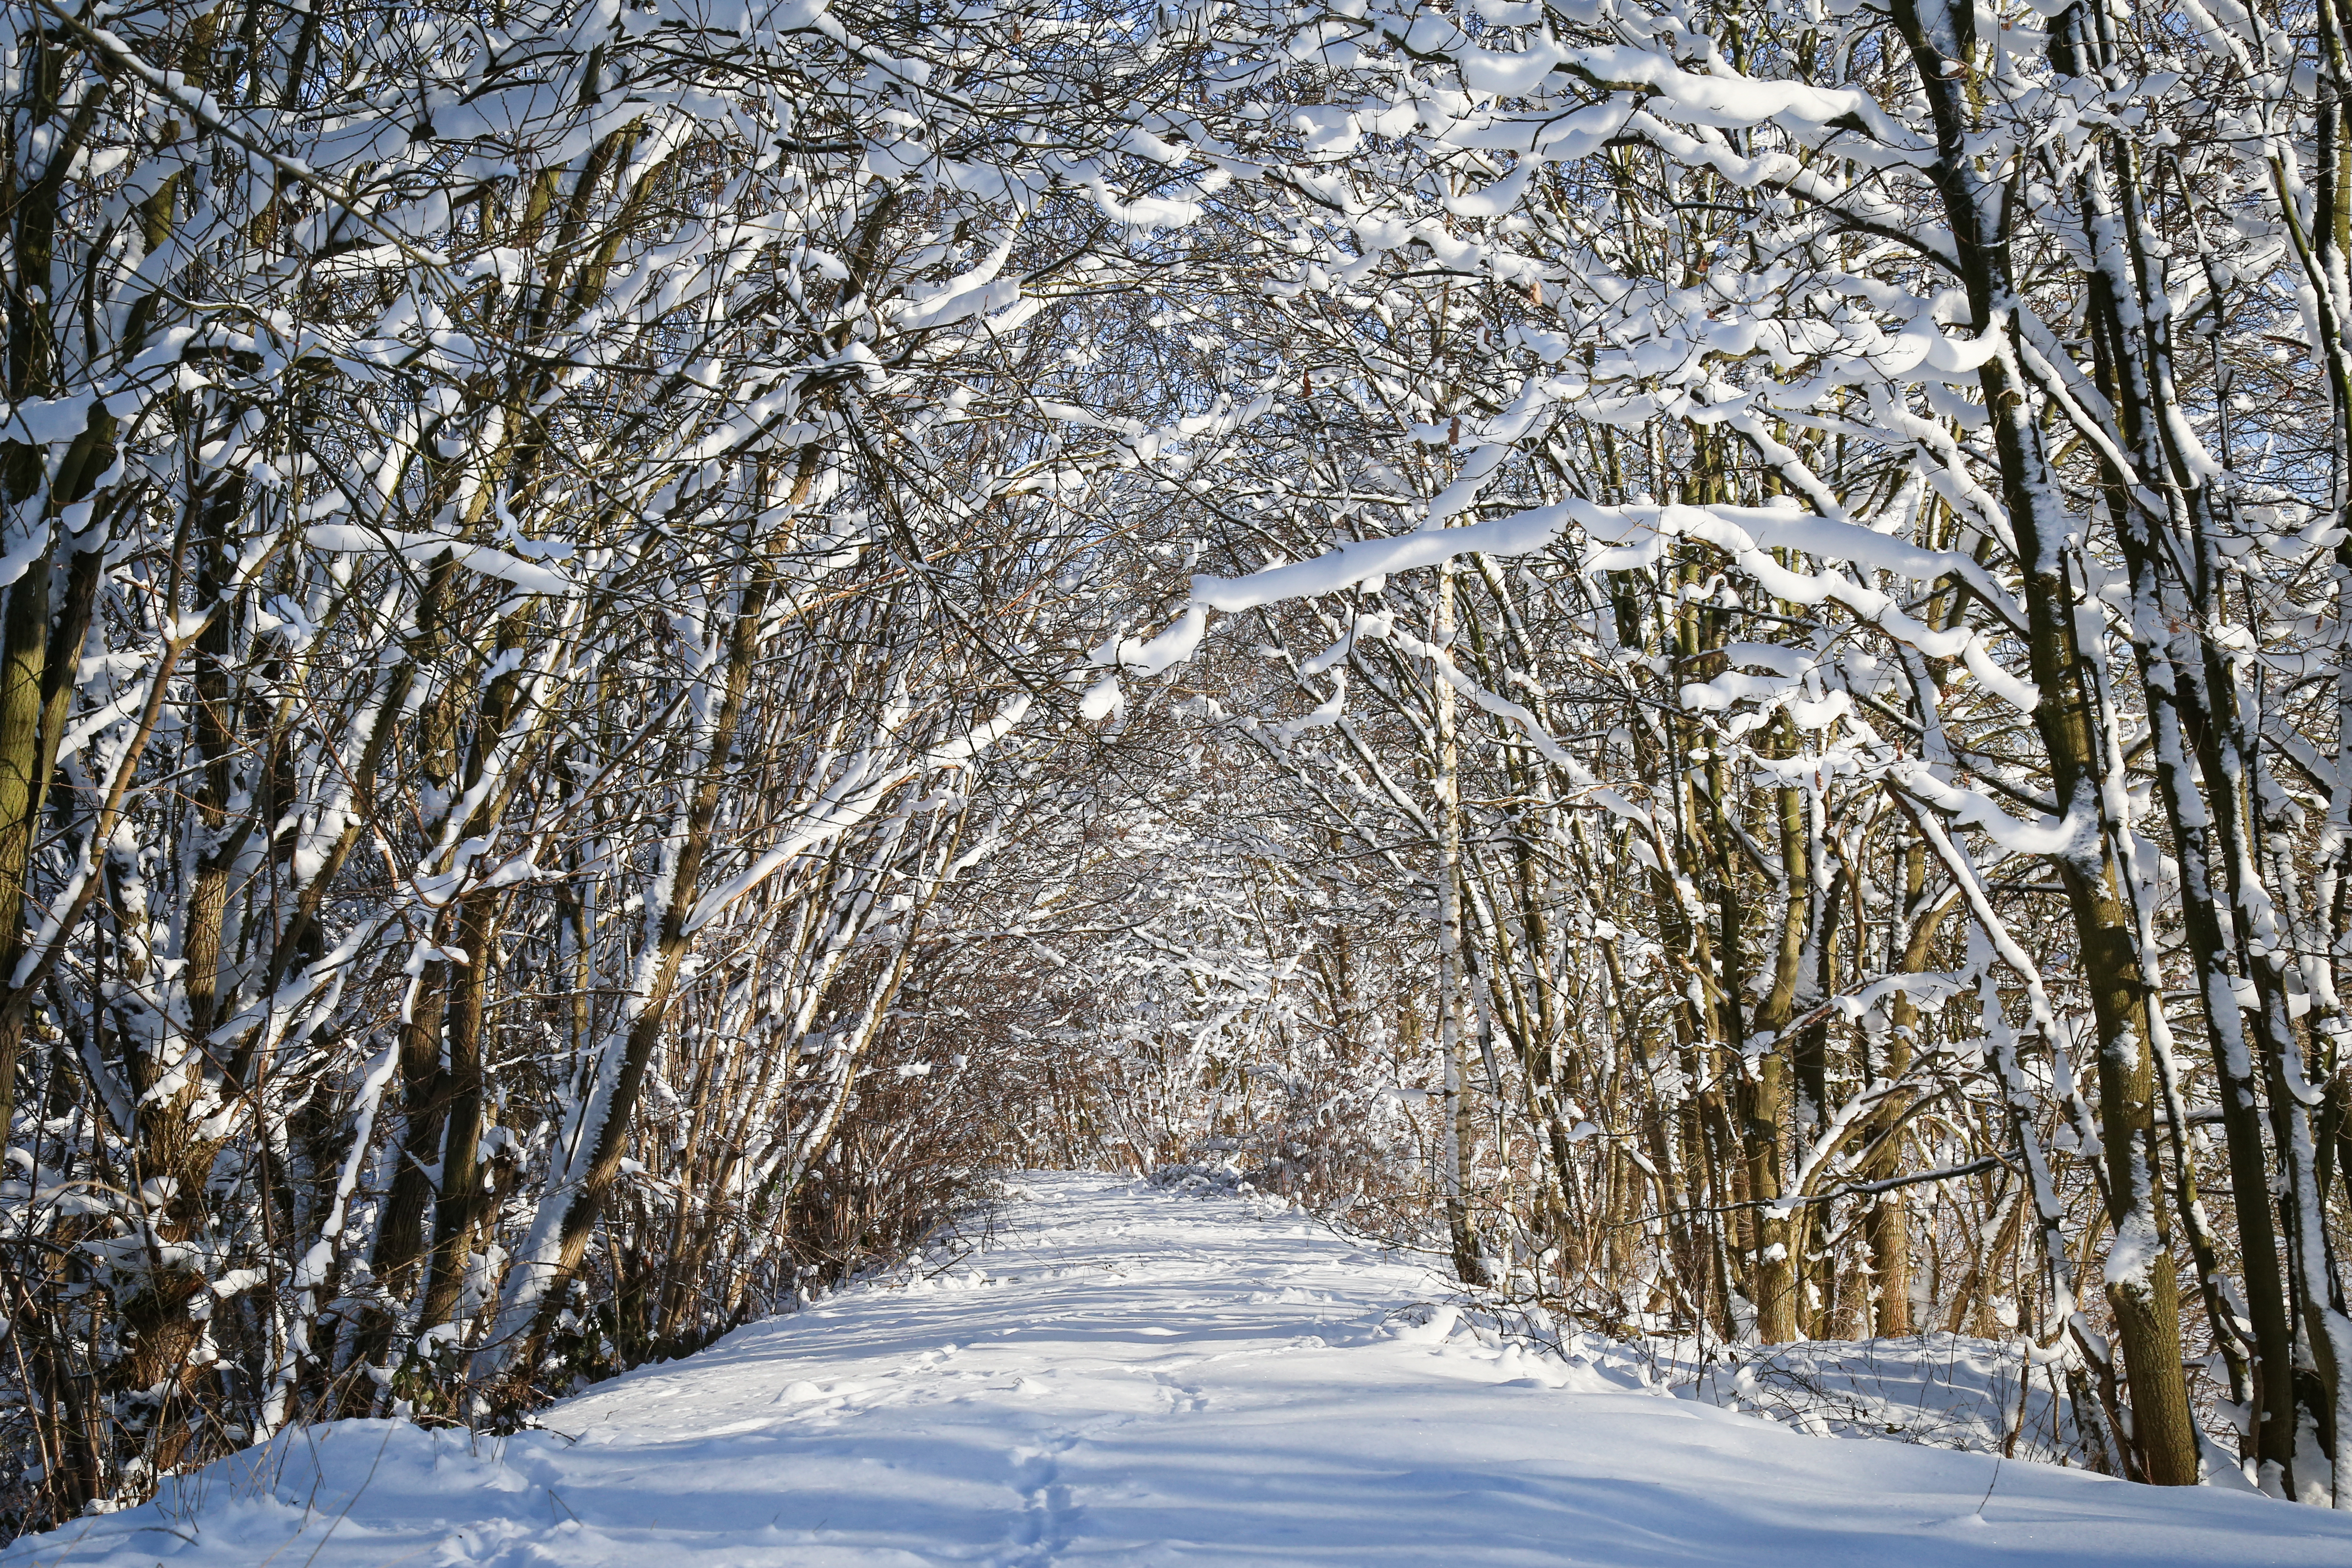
1434 555 1485 1286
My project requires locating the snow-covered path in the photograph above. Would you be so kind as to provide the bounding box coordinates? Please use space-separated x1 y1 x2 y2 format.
15 1174 2350 1567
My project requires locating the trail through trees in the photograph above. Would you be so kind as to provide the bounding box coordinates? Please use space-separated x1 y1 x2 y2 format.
1 0 2351 1528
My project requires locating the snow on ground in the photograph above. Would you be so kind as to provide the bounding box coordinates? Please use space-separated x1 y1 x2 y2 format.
11 1173 2349 1567
1669 1331 2082 1461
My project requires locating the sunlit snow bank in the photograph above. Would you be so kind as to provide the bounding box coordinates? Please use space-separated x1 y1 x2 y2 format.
1674 1334 2077 1455
7 1174 2346 1567
1144 1164 2200 1480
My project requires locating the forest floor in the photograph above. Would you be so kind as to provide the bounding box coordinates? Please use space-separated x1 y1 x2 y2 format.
11 1173 2352 1567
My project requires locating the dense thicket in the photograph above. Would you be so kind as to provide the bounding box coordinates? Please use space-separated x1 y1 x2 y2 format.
3 0 2350 1530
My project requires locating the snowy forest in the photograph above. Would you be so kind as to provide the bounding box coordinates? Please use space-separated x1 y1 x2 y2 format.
3 0 2352 1535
